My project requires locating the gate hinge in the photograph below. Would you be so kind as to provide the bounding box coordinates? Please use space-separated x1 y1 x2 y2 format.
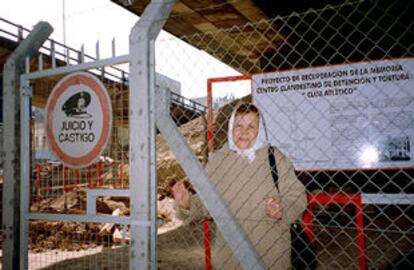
21 84 33 97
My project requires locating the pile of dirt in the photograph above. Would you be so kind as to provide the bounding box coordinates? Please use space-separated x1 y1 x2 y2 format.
30 221 101 252
156 115 208 198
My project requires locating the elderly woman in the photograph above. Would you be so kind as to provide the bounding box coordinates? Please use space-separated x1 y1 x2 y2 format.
172 102 307 269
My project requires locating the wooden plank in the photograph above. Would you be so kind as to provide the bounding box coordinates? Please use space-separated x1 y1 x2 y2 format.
230 0 287 48
172 2 193 13
188 34 259 74
230 0 269 24
180 0 225 10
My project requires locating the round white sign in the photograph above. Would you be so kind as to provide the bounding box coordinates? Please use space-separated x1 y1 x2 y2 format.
45 72 113 168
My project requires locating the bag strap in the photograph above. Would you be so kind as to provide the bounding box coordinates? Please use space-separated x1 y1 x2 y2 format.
268 145 279 193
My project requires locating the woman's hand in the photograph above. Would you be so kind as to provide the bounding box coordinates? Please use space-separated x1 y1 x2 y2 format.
172 181 191 210
265 197 283 220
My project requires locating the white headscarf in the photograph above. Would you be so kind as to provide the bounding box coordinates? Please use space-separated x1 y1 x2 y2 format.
228 103 268 162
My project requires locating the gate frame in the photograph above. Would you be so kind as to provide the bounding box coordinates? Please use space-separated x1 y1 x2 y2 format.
19 53 132 270
128 1 176 268
17 2 177 269
2 21 53 270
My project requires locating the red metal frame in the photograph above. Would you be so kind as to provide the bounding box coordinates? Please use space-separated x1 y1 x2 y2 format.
63 166 79 192
205 76 367 270
203 66 414 268
207 75 252 153
36 162 114 199
36 163 52 202
112 161 126 188
119 161 124 188
303 192 366 270
87 163 103 188
203 192 366 270
203 218 212 270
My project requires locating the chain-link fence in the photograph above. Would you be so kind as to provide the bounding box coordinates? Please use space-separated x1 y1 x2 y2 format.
2 0 413 269
155 1 413 269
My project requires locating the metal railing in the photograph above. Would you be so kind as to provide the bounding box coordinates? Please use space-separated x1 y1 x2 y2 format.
170 91 206 114
0 17 207 115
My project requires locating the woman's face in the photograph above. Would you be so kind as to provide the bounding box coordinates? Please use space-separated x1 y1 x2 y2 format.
232 112 260 149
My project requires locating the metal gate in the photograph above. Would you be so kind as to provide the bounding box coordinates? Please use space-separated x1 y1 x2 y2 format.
20 52 134 269
15 1 177 269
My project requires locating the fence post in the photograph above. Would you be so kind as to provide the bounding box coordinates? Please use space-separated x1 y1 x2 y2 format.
2 21 53 270
128 1 176 270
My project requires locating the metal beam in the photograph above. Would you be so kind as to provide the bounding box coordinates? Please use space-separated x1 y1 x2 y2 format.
128 1 176 270
2 21 53 270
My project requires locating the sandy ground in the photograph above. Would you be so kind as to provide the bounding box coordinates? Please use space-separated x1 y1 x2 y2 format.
27 223 208 270
0 224 412 269
0 226 205 269
19 221 413 270
29 247 104 270
1 199 412 269
2 190 412 269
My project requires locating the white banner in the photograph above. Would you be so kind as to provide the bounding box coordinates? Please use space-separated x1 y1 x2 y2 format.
253 58 413 170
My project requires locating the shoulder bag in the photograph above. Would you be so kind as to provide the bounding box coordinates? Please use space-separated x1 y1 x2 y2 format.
267 146 317 270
